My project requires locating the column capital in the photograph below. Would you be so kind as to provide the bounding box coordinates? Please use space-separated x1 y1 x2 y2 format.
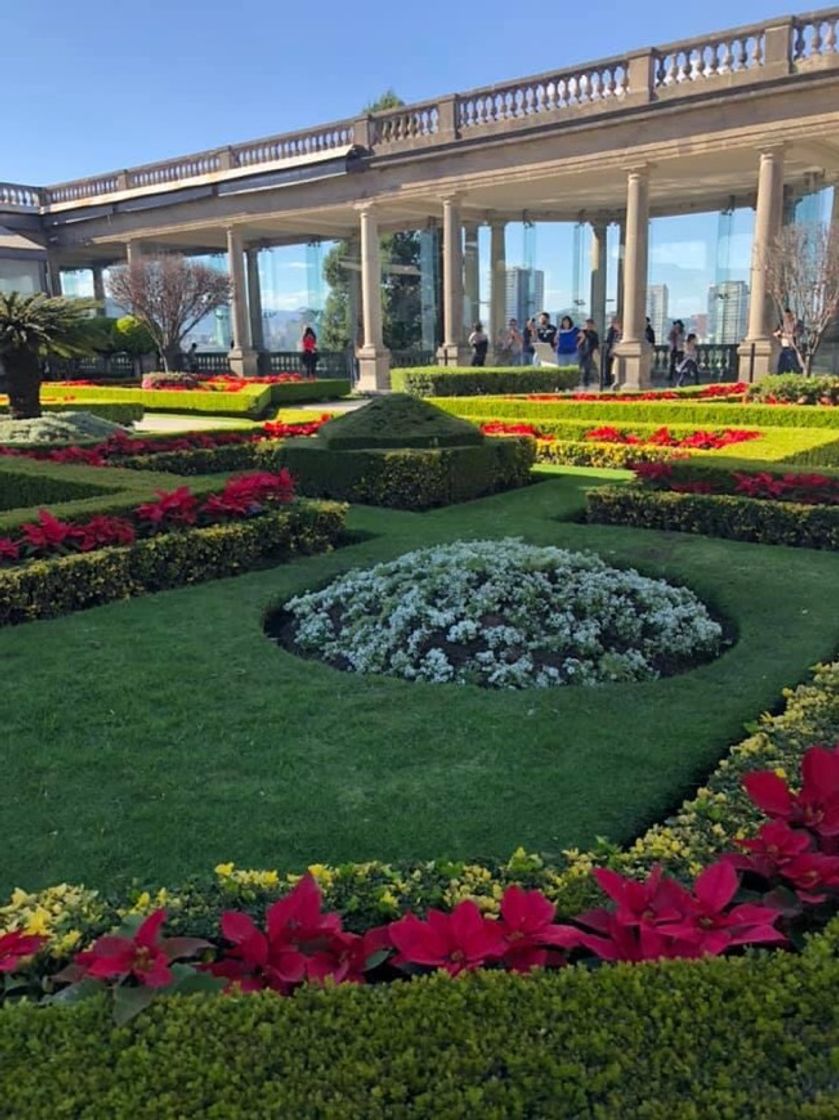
354 200 378 215
757 144 787 161
623 162 655 179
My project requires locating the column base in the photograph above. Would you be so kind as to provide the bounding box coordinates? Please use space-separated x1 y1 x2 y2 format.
613 339 653 390
737 338 779 381
356 346 391 393
436 343 471 367
227 348 259 377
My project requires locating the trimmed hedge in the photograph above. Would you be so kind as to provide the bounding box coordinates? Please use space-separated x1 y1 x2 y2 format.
746 373 839 406
392 366 580 396
536 439 675 468
267 378 350 405
35 402 145 424
0 501 346 626
277 436 536 510
587 486 839 550
0 462 114 512
432 395 839 430
42 385 274 418
4 949 839 1119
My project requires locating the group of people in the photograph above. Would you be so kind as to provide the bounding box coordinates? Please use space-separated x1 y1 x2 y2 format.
473 311 700 388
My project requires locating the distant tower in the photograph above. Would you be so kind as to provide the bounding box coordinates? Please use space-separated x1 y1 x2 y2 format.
708 280 749 344
647 284 669 343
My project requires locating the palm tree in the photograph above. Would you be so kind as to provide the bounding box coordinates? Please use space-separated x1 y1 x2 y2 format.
0 292 100 418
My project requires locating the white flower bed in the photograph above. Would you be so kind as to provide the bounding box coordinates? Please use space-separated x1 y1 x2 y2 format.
282 539 723 689
0 412 127 445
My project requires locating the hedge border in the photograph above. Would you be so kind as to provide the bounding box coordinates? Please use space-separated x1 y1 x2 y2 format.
0 499 346 627
0 402 146 425
392 366 580 397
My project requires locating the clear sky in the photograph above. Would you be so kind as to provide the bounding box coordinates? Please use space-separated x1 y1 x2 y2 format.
3 0 807 334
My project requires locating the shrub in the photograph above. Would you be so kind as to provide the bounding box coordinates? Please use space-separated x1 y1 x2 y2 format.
746 373 839 406
0 411 131 445
586 486 839 550
317 394 484 449
0 464 112 513
141 373 200 390
279 538 722 688
266 378 350 405
0 501 346 627
535 439 675 468
42 384 274 418
392 366 580 397
279 438 535 510
3 951 839 1119
432 395 839 430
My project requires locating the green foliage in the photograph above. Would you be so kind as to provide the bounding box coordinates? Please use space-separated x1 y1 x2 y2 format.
746 374 839 405
433 395 839 429
4 952 839 1119
393 367 580 396
44 384 273 418
113 315 156 356
587 486 839 550
0 292 101 361
38 402 145 424
266 378 350 405
0 463 112 512
0 502 346 626
536 439 676 468
279 437 534 509
317 394 483 449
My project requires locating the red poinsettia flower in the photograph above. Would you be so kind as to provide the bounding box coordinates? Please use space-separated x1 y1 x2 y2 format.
633 461 675 485
0 930 47 972
729 819 812 880
135 487 198 528
657 861 785 957
0 537 20 563
389 900 506 976
20 510 75 554
589 865 691 927
73 909 208 988
743 745 839 842
780 852 839 903
574 910 680 962
495 885 580 971
70 515 136 552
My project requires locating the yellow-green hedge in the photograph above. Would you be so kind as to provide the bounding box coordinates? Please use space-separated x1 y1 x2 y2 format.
392 366 580 396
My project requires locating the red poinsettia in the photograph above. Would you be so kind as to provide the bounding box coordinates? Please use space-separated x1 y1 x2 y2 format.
479 420 549 440
135 487 199 528
743 745 839 845
0 537 20 563
388 899 506 976
209 875 364 993
73 909 209 988
70 515 136 552
0 930 47 972
20 510 75 554
495 885 580 970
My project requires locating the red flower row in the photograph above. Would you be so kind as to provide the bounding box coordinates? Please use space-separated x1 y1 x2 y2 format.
584 425 761 450
520 383 748 403
634 462 839 505
5 741 837 1010
0 417 331 469
0 471 296 567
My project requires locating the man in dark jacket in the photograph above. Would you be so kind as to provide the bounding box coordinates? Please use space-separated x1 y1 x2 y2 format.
577 319 600 387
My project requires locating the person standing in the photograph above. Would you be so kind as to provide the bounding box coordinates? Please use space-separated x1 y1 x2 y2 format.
504 318 524 365
676 333 700 386
468 322 489 367
667 320 685 384
645 317 656 346
577 318 600 388
536 312 557 349
556 316 579 361
774 308 802 373
603 316 621 388
522 318 537 365
300 326 318 378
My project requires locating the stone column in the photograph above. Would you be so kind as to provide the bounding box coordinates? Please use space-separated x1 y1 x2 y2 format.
245 247 265 361
613 168 652 389
738 148 784 379
46 258 62 297
92 265 106 305
616 219 626 320
346 235 362 354
226 227 258 377
126 241 143 268
356 206 391 392
489 220 507 360
463 221 480 332
437 197 469 366
589 222 608 337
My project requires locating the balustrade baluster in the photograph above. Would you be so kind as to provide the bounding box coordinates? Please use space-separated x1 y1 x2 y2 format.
826 18 837 52
812 21 824 55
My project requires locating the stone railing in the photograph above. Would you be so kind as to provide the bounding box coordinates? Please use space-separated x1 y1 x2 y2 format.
2 7 837 214
0 182 42 209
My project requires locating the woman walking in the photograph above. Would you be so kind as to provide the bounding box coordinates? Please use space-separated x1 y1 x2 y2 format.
667 320 685 384
556 315 579 362
300 326 318 378
468 322 489 367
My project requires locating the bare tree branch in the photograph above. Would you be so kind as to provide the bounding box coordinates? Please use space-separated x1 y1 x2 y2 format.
107 256 232 371
763 223 839 375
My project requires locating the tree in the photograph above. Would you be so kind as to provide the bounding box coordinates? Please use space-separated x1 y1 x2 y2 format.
763 223 839 375
107 256 231 371
320 91 425 355
0 292 100 418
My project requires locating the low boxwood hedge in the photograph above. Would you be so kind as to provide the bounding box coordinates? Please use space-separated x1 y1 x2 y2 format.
3 945 839 1119
392 366 580 397
33 402 146 425
0 501 346 626
433 395 839 430
586 486 839 550
0 462 114 512
267 378 350 405
42 385 274 418
277 436 535 510
746 373 839 406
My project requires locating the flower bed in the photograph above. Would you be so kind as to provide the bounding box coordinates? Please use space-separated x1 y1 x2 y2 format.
44 379 351 414
480 419 762 451
746 373 839 406
632 461 839 505
524 382 748 402
272 539 723 689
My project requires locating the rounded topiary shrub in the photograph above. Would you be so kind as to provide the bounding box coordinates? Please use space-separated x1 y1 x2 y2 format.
271 539 724 688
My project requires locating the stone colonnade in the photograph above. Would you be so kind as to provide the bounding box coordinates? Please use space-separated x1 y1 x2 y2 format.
63 147 791 387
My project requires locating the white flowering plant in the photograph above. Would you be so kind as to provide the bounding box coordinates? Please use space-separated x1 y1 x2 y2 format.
279 538 724 689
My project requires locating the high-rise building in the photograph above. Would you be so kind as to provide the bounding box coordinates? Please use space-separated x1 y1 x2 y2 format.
708 281 749 344
647 284 669 344
505 267 545 327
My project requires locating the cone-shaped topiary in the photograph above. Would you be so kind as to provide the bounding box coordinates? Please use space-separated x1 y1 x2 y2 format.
315 395 484 450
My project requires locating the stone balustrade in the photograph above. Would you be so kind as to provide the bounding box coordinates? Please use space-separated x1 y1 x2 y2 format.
2 6 837 214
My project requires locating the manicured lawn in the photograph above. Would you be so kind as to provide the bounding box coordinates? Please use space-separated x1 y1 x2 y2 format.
3 469 839 896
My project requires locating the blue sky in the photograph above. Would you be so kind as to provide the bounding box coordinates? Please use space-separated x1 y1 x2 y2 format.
4 0 801 325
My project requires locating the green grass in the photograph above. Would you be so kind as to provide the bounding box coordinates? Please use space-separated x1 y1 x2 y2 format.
2 469 839 897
